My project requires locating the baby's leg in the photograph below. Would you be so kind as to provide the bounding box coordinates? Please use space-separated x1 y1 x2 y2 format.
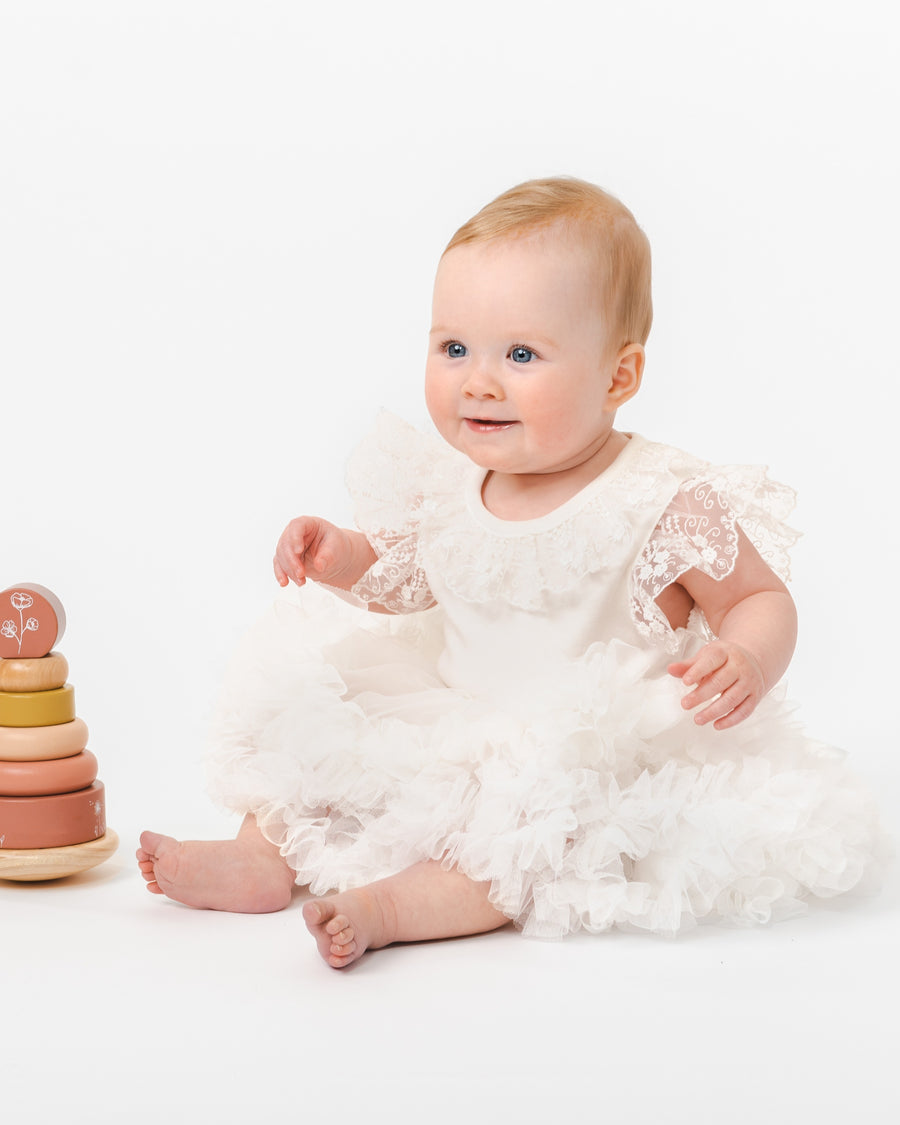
303 861 508 969
136 814 296 913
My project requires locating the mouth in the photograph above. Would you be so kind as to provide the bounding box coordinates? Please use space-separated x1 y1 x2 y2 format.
464 418 517 433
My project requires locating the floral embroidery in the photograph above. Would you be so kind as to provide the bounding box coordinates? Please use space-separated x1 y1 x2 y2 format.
1 591 41 654
631 471 799 649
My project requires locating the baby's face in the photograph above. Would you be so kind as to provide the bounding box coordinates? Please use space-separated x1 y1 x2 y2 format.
425 227 627 479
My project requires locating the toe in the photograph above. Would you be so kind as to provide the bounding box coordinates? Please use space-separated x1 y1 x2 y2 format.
324 913 351 937
303 898 335 928
327 950 357 969
139 830 164 853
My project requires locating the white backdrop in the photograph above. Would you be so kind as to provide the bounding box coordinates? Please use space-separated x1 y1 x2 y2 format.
2 3 898 1122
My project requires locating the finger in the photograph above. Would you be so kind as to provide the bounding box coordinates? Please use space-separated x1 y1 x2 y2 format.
680 648 728 686
681 672 741 711
712 695 757 730
278 544 308 585
693 685 751 726
273 558 289 587
275 552 306 586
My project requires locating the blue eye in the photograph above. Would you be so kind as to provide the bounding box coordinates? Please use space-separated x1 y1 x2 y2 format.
510 347 535 363
445 342 467 358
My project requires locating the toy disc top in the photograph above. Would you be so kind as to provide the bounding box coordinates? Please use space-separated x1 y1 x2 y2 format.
0 584 66 660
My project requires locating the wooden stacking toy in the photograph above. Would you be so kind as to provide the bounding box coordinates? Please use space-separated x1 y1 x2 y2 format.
0 583 118 881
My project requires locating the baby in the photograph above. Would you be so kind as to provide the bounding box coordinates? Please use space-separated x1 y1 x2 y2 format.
139 178 880 967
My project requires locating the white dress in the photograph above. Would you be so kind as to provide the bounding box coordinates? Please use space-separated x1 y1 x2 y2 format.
206 414 886 937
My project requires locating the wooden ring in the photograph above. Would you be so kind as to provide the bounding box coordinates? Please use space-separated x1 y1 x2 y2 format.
0 829 118 882
0 750 99 796
0 717 89 762
0 684 75 727
0 781 106 849
0 652 69 692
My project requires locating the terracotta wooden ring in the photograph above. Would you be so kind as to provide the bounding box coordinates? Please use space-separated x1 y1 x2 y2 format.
0 584 66 659
0 781 106 849
0 652 69 692
0 750 99 797
0 717 89 762
0 684 75 727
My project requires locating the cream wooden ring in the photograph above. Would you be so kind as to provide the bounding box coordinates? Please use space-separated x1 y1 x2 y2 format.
0 829 118 882
0 684 75 727
0 652 69 692
0 717 89 762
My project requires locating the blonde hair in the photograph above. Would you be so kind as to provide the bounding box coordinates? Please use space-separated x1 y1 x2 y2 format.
444 176 652 350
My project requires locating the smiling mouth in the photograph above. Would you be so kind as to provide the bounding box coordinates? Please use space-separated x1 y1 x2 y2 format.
464 418 517 431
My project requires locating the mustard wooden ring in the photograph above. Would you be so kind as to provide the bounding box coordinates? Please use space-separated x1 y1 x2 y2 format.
0 652 69 692
0 684 75 727
0 717 89 762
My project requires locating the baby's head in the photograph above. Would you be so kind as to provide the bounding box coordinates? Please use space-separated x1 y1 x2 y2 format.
426 178 652 478
443 177 652 356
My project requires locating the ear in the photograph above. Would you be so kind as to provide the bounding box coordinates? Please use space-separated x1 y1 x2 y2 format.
605 344 644 407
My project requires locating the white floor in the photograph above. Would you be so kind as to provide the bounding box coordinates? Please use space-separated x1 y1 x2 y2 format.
3 780 897 1125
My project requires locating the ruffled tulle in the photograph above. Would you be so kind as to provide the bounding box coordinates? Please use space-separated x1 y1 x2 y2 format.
207 583 886 938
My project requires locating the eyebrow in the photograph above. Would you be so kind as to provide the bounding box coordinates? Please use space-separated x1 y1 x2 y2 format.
428 325 558 349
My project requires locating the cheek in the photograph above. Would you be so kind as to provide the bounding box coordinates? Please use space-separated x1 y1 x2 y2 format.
525 393 598 449
424 368 451 425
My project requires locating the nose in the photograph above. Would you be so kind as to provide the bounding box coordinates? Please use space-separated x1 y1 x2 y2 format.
461 359 505 400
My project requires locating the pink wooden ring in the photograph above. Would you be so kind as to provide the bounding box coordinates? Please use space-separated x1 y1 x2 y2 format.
0 750 99 797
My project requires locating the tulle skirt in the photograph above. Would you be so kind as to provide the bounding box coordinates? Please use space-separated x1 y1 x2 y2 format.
206 586 887 938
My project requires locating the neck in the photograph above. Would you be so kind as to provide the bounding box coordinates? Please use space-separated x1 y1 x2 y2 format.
482 430 629 521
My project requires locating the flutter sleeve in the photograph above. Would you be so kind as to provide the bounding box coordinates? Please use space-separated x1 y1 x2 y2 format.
344 413 465 613
631 463 801 648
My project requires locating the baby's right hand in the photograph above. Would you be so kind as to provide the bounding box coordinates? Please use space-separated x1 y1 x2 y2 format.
273 517 354 588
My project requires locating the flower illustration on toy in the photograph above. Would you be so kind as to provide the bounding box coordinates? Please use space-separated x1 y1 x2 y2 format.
2 591 41 655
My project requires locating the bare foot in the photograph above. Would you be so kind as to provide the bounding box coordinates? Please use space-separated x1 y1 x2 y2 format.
302 861 509 969
302 889 388 969
137 829 295 913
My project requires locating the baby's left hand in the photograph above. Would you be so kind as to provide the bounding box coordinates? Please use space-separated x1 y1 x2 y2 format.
668 642 766 730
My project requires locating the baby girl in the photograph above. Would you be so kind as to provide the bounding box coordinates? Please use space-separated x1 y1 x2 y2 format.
138 177 882 967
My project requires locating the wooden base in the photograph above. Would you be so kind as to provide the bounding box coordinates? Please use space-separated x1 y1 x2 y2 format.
0 829 119 882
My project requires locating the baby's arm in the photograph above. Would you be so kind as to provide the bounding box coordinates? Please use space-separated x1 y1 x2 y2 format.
667 527 797 730
274 516 378 593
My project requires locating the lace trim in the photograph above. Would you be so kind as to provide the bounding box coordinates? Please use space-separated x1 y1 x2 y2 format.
347 414 464 613
631 469 800 649
423 477 661 610
345 414 800 629
350 530 437 613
